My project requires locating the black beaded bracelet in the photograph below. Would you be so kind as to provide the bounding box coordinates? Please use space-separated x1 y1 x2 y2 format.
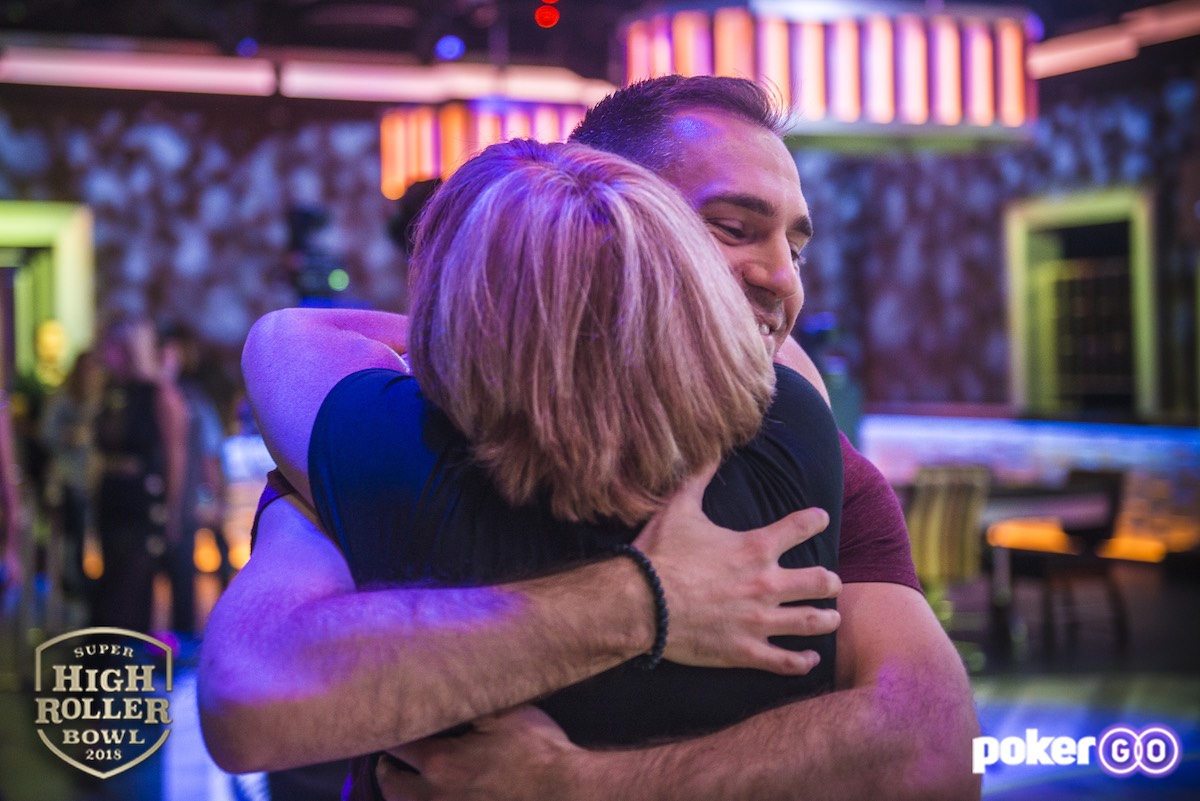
611 543 668 670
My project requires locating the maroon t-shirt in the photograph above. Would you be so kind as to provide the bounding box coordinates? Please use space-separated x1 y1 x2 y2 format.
837 432 922 592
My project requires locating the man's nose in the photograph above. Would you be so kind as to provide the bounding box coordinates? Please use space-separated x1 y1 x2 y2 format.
741 240 800 301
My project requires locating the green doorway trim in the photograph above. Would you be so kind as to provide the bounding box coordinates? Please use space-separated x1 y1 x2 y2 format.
1004 188 1157 421
0 201 95 380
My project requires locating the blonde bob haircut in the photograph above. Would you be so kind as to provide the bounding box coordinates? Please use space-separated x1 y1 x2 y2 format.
408 139 775 526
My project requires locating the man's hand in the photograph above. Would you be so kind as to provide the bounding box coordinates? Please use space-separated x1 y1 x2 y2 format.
635 467 840 675
378 706 576 801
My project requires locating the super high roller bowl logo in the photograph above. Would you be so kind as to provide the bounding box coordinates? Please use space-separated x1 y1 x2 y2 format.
33 627 173 779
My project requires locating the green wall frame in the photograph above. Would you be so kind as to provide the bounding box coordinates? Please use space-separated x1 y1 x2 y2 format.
0 201 95 381
1004 188 1157 420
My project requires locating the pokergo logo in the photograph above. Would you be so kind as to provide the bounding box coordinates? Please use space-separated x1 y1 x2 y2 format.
972 725 1181 778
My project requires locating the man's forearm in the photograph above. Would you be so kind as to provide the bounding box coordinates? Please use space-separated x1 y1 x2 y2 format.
563 584 980 801
569 670 977 801
201 529 654 772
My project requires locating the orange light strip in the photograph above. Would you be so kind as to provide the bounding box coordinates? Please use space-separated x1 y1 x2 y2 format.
996 18 1026 126
987 520 1077 554
793 21 827 122
989 520 1168 563
401 112 421 190
533 105 561 142
402 111 421 189
864 15 895 124
830 18 861 123
503 107 532 140
438 102 470 179
672 10 711 76
1097 535 1167 563
896 15 928 124
651 14 673 77
380 110 407 200
626 19 651 83
757 16 791 108
381 99 584 198
931 16 962 125
409 106 437 185
474 109 504 153
964 20 995 126
714 7 754 78
559 105 585 141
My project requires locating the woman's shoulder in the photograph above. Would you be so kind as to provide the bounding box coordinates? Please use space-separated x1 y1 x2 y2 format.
771 362 834 418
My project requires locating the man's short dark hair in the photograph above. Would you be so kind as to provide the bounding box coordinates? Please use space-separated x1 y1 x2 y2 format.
568 75 789 173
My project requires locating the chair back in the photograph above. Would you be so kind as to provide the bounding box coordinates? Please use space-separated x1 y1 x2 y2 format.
1063 468 1126 550
905 465 992 585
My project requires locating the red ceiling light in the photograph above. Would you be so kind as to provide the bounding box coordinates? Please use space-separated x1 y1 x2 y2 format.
535 4 559 29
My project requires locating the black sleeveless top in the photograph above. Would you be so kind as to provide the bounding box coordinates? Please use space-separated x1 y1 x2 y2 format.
310 363 842 747
94 379 168 533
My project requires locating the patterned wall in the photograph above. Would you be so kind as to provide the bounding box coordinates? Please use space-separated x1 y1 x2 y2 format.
0 63 1196 409
795 67 1198 410
0 90 405 353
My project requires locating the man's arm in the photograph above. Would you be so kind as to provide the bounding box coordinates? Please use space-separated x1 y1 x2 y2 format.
240 307 410 502
199 493 653 772
199 476 840 773
383 584 979 801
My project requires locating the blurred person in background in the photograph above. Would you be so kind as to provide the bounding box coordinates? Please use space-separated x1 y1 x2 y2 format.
39 349 105 617
92 317 187 634
159 323 229 642
187 338 242 589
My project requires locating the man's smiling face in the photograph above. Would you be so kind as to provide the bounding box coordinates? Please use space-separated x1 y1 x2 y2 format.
657 109 811 358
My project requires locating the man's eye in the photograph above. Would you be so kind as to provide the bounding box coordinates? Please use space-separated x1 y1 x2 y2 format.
791 251 807 271
708 220 744 238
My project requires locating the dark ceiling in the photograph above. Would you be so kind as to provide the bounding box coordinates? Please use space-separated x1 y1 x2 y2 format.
0 0 1169 81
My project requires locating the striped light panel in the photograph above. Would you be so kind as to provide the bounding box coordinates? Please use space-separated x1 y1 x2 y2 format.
379 101 587 199
622 3 1038 133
